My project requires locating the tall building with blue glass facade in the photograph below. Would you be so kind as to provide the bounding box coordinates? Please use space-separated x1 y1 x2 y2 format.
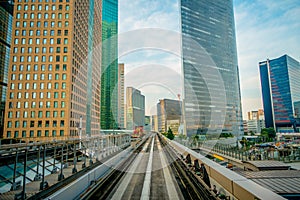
180 0 243 137
0 1 13 136
259 55 300 133
101 0 118 129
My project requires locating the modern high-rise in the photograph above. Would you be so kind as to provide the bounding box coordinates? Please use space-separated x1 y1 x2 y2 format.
126 87 145 130
0 0 13 136
118 63 124 129
4 1 102 141
100 0 118 129
259 55 300 133
151 115 158 132
180 0 243 137
157 99 181 134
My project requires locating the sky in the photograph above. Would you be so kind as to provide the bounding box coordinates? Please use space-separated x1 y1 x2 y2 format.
118 0 300 119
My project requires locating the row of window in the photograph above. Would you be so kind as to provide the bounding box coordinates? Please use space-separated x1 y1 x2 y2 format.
9 100 66 109
7 120 64 128
7 110 65 118
15 20 69 28
17 0 69 3
16 12 69 20
6 129 65 139
14 37 68 45
16 4 69 11
15 29 68 37
9 91 66 99
12 64 67 72
12 55 68 63
11 73 67 81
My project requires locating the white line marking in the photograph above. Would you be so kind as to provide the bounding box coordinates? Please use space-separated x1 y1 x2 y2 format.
140 135 155 200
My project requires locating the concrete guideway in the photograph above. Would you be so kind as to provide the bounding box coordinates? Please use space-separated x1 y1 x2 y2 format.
94 133 208 199
111 136 152 199
156 135 180 200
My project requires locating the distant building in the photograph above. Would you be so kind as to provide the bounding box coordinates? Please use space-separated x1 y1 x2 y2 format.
118 63 125 129
144 116 151 132
151 115 158 132
126 87 145 130
0 0 13 136
259 55 300 133
243 120 248 135
247 120 265 134
157 99 181 134
246 109 266 134
248 109 264 120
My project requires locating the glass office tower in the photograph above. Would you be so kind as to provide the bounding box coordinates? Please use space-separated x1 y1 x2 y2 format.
259 55 300 132
180 0 243 137
0 1 13 136
4 0 102 141
101 0 118 129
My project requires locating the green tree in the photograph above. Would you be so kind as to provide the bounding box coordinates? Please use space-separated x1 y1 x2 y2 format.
166 127 175 140
261 128 276 142
191 134 199 147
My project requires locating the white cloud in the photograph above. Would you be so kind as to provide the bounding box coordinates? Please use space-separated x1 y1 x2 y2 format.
234 0 300 119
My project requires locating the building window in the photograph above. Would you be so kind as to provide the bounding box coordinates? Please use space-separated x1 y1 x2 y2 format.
22 131 26 138
37 130 42 137
31 111 35 118
30 131 34 137
23 121 27 128
30 120 34 127
38 111 43 118
7 131 11 138
23 111 28 118
14 131 19 138
7 111 13 118
7 121 12 128
52 130 56 137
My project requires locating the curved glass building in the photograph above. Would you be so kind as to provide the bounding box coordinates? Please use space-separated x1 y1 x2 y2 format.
180 0 243 137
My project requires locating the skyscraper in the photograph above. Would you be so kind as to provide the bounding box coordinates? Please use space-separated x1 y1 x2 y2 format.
126 87 145 130
4 0 102 141
118 63 124 129
180 0 243 137
0 0 13 136
157 99 181 134
100 0 118 129
259 55 300 133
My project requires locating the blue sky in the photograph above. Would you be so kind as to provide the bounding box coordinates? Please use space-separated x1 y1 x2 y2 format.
118 0 300 119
